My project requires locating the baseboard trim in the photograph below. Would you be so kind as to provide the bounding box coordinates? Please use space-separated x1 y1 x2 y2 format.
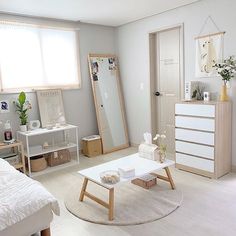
130 143 139 147
70 150 83 156
232 165 236 173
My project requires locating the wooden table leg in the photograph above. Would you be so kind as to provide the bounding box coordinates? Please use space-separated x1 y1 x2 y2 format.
164 167 175 190
108 188 114 221
41 227 51 236
79 178 115 220
79 178 88 201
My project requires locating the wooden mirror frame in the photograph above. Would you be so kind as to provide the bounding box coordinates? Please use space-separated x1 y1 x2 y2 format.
88 53 129 153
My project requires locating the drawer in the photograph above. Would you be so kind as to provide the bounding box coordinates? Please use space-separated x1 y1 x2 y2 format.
175 116 215 132
176 153 214 173
175 128 214 146
176 140 214 159
175 104 215 117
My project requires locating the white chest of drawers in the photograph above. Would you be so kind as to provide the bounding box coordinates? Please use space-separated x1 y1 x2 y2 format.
175 102 232 178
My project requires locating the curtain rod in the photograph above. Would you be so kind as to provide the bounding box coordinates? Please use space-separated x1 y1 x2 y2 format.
195 31 225 40
0 20 80 31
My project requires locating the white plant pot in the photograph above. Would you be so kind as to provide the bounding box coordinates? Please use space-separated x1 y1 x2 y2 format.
20 125 27 132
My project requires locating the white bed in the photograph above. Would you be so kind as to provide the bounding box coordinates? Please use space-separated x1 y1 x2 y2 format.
0 158 60 236
0 205 53 236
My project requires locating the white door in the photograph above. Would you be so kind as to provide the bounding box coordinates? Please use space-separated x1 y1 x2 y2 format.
153 27 181 157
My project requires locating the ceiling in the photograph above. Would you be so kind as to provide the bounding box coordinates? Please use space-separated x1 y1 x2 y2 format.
0 0 199 26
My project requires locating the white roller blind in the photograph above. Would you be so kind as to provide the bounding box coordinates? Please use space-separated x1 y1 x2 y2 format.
0 22 80 91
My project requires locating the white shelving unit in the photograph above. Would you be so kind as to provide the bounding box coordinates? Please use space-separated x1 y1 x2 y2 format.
17 124 79 177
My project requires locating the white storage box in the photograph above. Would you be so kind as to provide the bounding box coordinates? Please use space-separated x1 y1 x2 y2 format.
118 166 135 178
139 143 159 161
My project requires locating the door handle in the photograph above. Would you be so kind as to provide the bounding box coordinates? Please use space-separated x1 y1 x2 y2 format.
154 91 161 96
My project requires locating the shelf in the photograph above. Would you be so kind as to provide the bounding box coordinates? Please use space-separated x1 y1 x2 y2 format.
14 163 24 169
17 124 77 137
25 143 78 157
17 123 79 177
30 159 79 177
0 141 22 150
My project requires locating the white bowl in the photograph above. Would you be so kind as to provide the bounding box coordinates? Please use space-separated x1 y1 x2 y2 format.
100 170 120 184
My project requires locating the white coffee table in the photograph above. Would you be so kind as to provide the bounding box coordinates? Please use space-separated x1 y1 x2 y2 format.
78 153 175 220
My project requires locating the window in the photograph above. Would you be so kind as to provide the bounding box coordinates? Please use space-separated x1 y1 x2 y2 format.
0 21 80 92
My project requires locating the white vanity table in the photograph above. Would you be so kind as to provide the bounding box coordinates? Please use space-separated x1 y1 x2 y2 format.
17 124 79 177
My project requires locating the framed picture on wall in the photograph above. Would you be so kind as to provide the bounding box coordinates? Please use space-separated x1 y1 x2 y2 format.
0 100 10 113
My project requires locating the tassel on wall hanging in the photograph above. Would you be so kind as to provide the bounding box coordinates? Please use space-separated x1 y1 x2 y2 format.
195 16 225 78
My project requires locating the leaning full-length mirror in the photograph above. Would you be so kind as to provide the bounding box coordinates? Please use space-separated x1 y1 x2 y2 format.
88 54 129 153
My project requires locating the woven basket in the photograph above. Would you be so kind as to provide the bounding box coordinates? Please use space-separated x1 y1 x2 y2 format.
30 156 47 172
45 149 71 167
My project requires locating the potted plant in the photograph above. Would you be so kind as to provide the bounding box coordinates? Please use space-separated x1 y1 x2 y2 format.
214 56 236 101
14 92 31 132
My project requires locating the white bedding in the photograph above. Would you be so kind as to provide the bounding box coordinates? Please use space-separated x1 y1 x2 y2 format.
0 158 60 231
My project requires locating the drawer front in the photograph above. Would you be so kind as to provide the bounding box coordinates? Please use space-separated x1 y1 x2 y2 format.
176 153 214 173
175 128 214 146
176 140 214 159
175 104 215 117
175 116 215 132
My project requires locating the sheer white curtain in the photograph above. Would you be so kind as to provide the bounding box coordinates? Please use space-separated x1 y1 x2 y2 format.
0 22 80 91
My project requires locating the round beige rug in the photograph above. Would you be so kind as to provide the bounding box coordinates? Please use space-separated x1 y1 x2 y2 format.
65 178 182 225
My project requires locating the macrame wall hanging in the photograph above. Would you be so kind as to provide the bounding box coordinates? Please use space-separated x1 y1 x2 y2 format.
195 16 226 78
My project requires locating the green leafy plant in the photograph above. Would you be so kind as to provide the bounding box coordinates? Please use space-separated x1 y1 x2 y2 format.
214 56 236 85
14 92 31 125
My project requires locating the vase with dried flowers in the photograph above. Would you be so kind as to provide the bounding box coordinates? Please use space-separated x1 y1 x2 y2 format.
153 132 167 163
214 56 236 101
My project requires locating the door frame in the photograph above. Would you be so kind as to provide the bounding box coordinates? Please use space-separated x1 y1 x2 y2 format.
149 23 185 137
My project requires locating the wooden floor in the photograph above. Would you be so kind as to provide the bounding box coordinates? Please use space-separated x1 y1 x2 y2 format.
35 147 236 236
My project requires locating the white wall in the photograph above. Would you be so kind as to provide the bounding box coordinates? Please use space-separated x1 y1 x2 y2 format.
116 0 236 164
0 14 116 146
